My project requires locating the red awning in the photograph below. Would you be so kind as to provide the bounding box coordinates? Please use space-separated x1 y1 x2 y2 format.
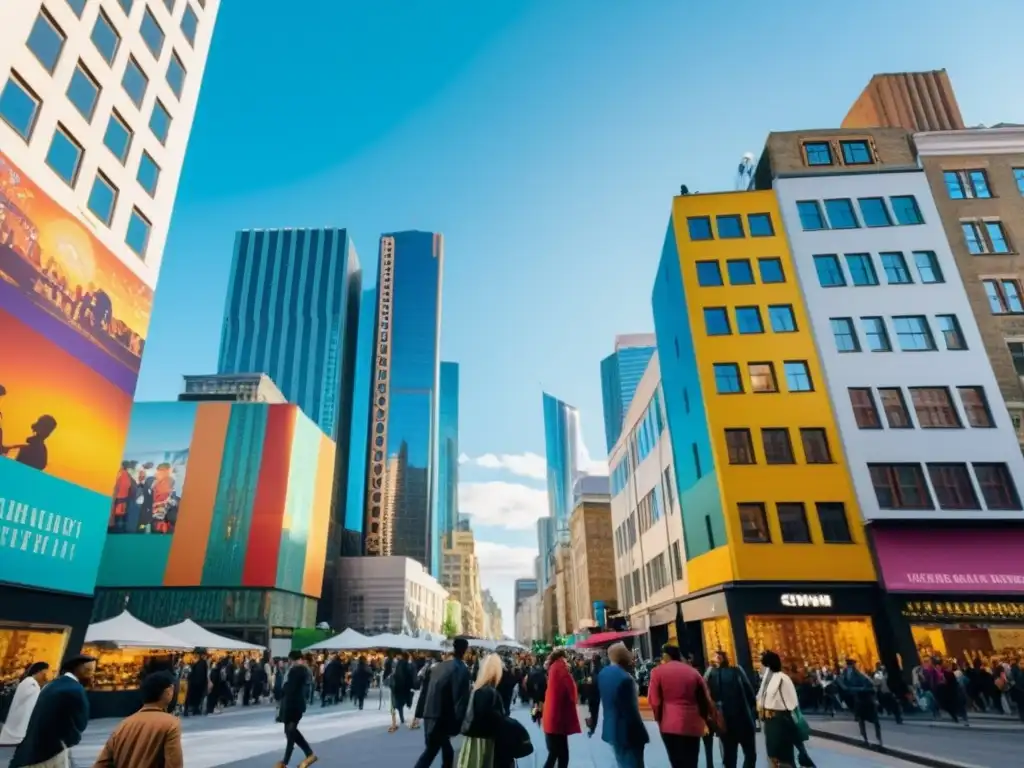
575 629 644 649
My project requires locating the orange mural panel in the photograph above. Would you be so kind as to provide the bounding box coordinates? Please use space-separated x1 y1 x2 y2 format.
302 434 336 597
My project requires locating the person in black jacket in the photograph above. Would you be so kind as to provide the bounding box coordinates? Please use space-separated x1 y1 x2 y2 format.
10 655 94 768
497 658 517 715
413 638 471 768
350 657 372 710
275 651 317 768
705 650 758 768
389 652 415 731
461 654 516 768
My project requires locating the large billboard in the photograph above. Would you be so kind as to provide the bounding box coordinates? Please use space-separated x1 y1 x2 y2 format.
0 152 153 595
98 402 335 599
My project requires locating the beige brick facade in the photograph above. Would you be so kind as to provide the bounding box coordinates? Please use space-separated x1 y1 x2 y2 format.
568 500 617 632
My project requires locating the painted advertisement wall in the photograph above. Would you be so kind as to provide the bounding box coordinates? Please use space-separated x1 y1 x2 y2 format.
0 153 153 595
97 402 335 598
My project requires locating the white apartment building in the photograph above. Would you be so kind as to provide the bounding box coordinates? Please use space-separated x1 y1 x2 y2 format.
776 166 1024 522
335 556 448 635
1 0 218 282
608 352 686 654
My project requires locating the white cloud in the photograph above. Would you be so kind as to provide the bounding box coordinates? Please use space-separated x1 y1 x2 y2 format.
460 450 608 480
457 481 549 530
475 540 539 634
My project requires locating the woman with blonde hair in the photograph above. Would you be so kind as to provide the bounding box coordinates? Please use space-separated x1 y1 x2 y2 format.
459 653 513 768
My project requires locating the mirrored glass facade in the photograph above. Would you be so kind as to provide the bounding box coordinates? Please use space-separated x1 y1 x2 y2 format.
542 392 585 543
436 361 460 571
600 341 656 453
345 287 378 534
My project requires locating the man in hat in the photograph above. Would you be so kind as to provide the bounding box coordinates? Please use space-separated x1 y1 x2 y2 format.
10 654 95 767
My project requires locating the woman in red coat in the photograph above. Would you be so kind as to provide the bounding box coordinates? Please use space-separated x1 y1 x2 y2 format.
541 649 581 768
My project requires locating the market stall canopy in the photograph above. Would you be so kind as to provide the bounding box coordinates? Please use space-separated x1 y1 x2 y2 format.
369 632 444 652
496 640 527 651
468 638 498 651
161 620 263 652
84 611 193 650
574 629 644 649
305 628 374 652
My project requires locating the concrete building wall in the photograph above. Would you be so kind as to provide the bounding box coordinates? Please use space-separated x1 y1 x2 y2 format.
335 556 447 633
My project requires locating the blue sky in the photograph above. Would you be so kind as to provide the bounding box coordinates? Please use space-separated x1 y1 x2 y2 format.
135 0 1023 623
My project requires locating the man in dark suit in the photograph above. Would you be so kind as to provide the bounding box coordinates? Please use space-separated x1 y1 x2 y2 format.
10 654 95 768
412 637 471 768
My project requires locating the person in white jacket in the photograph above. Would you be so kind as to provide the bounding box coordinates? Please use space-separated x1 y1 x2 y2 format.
0 662 50 745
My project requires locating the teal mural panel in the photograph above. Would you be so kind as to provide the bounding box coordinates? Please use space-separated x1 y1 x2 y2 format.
275 412 319 593
95 535 173 587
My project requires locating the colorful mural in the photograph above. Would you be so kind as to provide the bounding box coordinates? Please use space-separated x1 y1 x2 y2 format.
97 402 335 598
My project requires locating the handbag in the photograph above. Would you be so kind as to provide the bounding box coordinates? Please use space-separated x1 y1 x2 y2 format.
497 714 534 759
764 671 809 743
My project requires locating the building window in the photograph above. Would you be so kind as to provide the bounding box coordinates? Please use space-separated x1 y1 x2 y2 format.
824 199 859 229
935 314 966 350
861 316 891 352
892 315 935 351
126 207 152 258
957 386 994 428
813 254 845 287
878 387 913 428
777 503 811 543
703 307 731 336
816 503 853 543
1009 342 1024 376
103 110 133 163
830 317 860 352
726 259 754 285
149 100 172 144
800 428 832 464
762 428 795 464
137 151 160 196
725 429 755 465
122 57 149 107
857 197 891 227
803 142 833 166
849 388 881 429
869 464 933 509
671 541 683 581
27 8 67 74
891 195 924 225
927 464 979 510
768 305 796 333
748 213 774 237
735 306 763 334
717 214 744 239
973 463 1022 510
910 387 961 428
181 4 199 46
962 220 1011 254
695 261 723 286
713 363 743 394
944 169 992 199
166 52 186 98
913 251 944 283
66 62 101 122
140 7 166 59
91 10 121 65
1015 168 1024 195
738 503 771 543
840 140 872 165
688 216 713 240
783 361 812 392
87 172 118 225
749 362 778 393
45 125 84 186
879 252 912 284
757 257 784 283
797 201 827 231
0 74 42 140
984 279 1024 314
845 253 878 286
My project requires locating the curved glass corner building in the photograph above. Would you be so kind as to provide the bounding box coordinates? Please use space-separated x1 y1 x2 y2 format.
542 392 585 543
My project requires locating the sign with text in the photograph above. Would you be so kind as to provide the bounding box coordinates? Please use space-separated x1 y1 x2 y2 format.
780 593 833 608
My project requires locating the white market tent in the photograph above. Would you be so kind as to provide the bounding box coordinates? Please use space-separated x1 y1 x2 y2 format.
369 632 444 652
84 610 193 650
161 619 264 652
305 628 373 652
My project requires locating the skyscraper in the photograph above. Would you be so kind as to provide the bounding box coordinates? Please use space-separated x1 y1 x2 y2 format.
600 334 656 453
436 361 460 565
344 287 378 537
542 392 586 541
364 232 444 573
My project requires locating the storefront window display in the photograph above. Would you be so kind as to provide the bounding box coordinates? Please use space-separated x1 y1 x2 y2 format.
702 616 735 662
905 601 1024 668
0 623 69 685
745 616 879 681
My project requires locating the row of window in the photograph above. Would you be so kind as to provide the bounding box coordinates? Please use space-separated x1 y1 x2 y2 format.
695 257 785 287
725 427 833 466
703 303 797 336
739 501 853 545
829 314 965 354
869 462 1020 512
619 542 684 612
615 467 675 559
797 195 924 231
848 385 994 431
713 360 813 395
944 168 1024 200
813 250 944 288
687 212 775 241
961 219 1012 255
803 139 875 168
636 486 664 537
611 390 667 497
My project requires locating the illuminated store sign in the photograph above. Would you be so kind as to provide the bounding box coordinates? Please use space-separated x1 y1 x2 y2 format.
780 593 833 608
901 601 1024 622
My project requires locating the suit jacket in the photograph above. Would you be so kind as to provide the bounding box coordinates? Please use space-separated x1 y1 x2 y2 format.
418 658 471 737
650 661 707 737
92 705 184 768
596 663 649 750
279 664 311 721
9 674 89 767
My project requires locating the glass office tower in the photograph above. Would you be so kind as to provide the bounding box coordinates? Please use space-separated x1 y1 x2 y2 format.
436 361 460 567
542 392 585 542
600 334 656 453
345 287 379 538
364 232 444 573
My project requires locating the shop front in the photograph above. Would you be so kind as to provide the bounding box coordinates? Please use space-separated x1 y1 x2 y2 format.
872 526 1024 670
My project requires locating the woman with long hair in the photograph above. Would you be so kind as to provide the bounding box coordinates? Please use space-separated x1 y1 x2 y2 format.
0 663 50 746
459 654 514 768
756 651 814 768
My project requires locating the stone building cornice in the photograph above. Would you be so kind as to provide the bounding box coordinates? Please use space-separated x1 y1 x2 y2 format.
915 128 1024 157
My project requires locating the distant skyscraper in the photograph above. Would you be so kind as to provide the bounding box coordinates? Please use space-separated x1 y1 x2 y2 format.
542 393 586 543
600 334 656 453
514 578 539 614
436 362 460 559
364 232 444 574
345 287 379 535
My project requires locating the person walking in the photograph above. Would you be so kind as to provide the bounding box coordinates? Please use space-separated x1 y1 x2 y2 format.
540 649 581 768
10 655 94 768
275 651 317 768
389 651 415 732
350 657 372 711
413 637 472 768
837 658 882 748
595 642 649 768
0 662 49 746
92 672 183 768
757 650 815 768
704 650 758 768
458 654 516 768
648 644 711 768
497 657 516 715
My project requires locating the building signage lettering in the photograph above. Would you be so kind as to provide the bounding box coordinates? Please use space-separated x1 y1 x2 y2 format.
0 496 83 563
904 572 1024 587
901 601 1024 621
780 593 833 608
